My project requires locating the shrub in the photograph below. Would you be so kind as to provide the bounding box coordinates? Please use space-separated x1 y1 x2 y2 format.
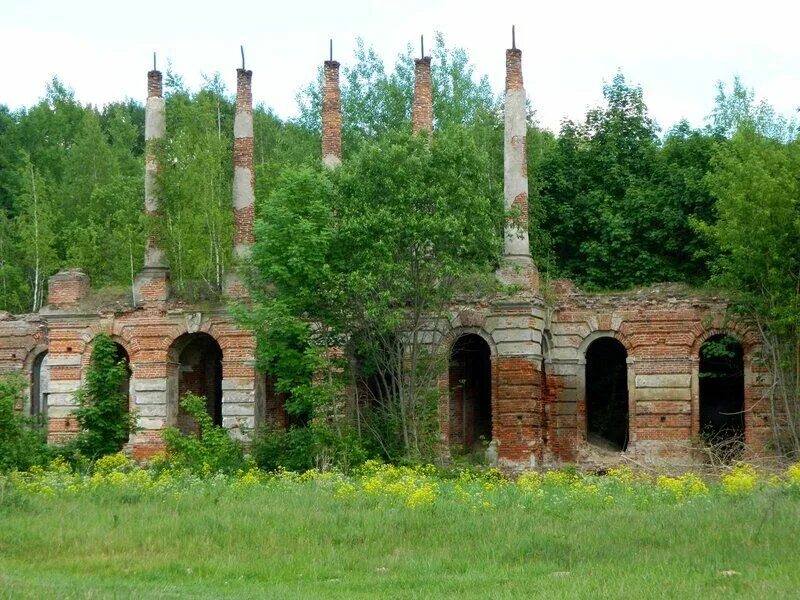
251 422 369 472
721 463 759 495
786 462 800 489
0 374 50 472
74 334 135 458
161 393 244 474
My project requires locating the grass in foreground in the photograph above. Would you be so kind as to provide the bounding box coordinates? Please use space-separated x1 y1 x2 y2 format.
0 459 799 598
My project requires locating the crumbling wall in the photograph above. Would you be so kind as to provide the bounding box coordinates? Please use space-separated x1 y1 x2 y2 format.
36 274 260 457
545 281 770 466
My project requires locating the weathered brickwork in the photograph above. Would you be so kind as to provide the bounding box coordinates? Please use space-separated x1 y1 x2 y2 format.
232 68 255 258
540 281 770 466
322 60 342 167
142 69 167 272
499 45 537 291
32 294 260 456
147 69 162 98
435 281 773 470
412 57 433 134
47 270 90 308
505 48 523 90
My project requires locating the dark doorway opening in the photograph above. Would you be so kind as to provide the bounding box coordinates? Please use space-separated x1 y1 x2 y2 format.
30 351 49 421
112 343 132 416
449 334 492 452
699 335 745 446
172 333 223 434
585 337 629 451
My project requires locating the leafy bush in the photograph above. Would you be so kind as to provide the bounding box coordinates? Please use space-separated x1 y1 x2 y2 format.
251 422 369 473
721 462 760 495
74 334 135 458
161 393 244 474
0 374 50 472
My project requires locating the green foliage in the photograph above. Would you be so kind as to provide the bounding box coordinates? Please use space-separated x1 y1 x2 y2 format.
73 334 135 458
0 374 49 472
158 73 234 295
701 125 800 451
539 72 714 289
161 392 244 474
250 423 369 472
247 129 501 460
709 77 797 141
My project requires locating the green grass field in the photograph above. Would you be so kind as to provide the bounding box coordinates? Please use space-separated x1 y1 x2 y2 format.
1 471 799 599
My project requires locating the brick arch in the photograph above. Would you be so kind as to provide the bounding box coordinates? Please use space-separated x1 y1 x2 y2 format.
441 328 496 454
167 331 225 361
574 329 635 452
79 328 136 372
690 326 757 360
20 340 50 415
441 326 498 359
22 342 50 417
22 342 49 373
163 319 228 360
166 330 225 432
577 329 634 362
541 329 554 360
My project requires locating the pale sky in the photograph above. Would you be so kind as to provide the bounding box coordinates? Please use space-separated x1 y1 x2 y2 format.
2 0 799 133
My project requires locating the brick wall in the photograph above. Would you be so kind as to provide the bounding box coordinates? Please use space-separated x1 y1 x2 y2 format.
544 282 770 465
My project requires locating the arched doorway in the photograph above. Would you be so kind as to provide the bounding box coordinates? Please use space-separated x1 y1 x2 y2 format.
169 333 223 434
30 351 49 421
449 334 492 452
585 337 629 451
112 343 132 416
699 335 745 446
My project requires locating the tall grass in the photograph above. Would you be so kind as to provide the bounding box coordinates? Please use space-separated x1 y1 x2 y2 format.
1 462 799 598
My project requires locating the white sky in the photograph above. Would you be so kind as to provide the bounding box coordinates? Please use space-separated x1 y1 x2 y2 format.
2 0 799 133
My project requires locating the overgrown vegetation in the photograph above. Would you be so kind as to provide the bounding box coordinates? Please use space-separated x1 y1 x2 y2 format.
701 125 800 455
251 424 369 472
1 459 799 596
0 374 49 471
162 392 245 474
244 129 500 462
72 334 136 459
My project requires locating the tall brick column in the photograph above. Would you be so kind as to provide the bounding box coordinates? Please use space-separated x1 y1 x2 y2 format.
412 56 433 134
322 60 342 168
134 68 170 305
233 68 255 259
144 70 167 269
497 43 539 290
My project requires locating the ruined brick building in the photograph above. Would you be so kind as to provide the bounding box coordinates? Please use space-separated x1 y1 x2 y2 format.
0 40 772 470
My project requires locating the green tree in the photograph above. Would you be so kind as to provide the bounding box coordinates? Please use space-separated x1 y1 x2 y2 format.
15 78 86 184
247 129 502 461
539 72 714 288
160 73 233 295
15 156 58 311
74 334 135 458
0 105 23 214
702 126 800 453
0 209 29 312
709 77 797 141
